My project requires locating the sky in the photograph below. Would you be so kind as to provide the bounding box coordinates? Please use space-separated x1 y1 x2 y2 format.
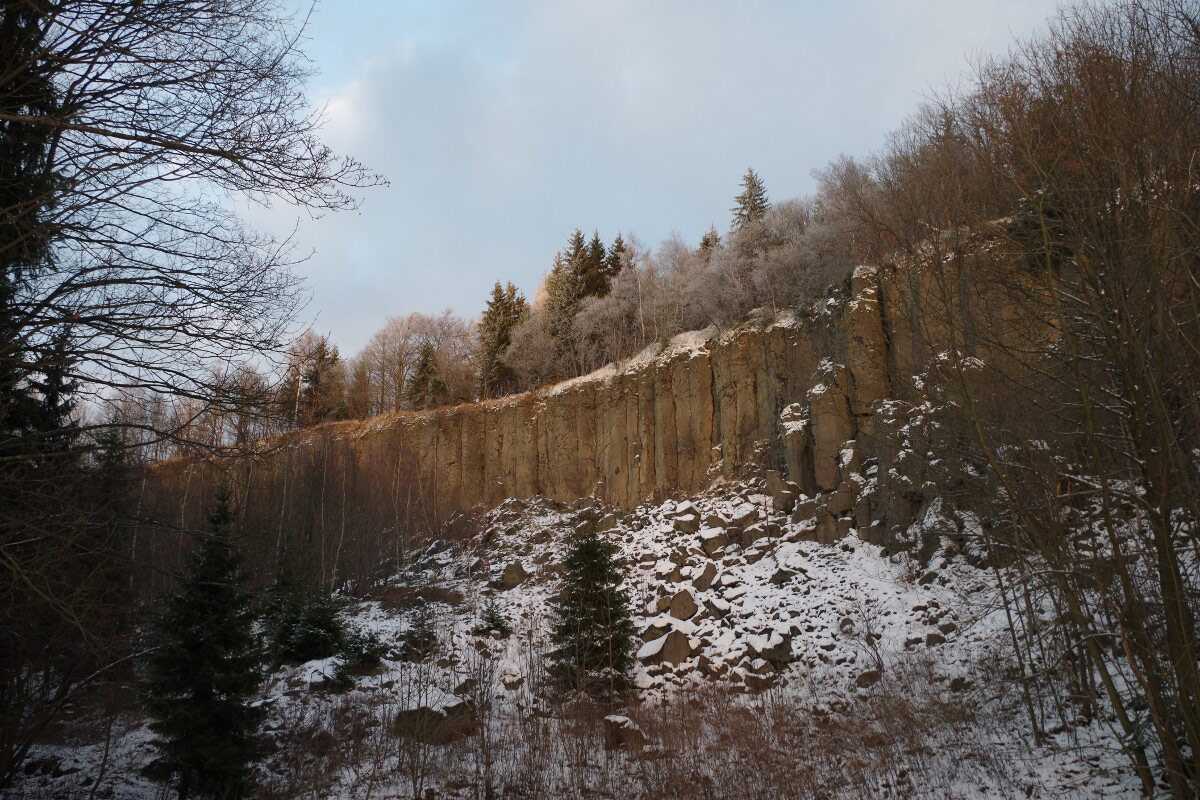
254 0 1063 355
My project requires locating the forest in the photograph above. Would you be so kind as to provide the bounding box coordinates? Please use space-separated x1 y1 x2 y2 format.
2 0 1199 798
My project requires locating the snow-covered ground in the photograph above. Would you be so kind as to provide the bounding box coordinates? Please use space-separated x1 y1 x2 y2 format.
11 485 1141 799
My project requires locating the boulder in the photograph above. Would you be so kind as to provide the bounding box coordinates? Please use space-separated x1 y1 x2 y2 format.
741 524 770 547
691 562 718 591
766 470 799 513
790 496 818 523
640 618 672 641
492 561 528 590
730 502 759 527
748 631 793 668
674 513 700 534
394 689 476 744
673 500 697 517
603 715 646 752
699 528 729 556
703 512 727 528
856 669 882 689
780 403 816 494
669 590 698 620
772 489 798 513
703 597 731 618
637 630 694 666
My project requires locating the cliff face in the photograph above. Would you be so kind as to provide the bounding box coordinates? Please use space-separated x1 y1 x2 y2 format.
311 264 903 522
335 319 824 519
145 252 1031 588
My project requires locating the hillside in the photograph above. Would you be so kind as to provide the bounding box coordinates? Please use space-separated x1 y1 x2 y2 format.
14 484 1140 799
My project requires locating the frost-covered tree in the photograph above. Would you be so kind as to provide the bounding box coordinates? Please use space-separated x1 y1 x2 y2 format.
731 168 769 231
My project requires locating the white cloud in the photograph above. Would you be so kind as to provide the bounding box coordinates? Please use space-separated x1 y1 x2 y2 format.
258 0 1061 354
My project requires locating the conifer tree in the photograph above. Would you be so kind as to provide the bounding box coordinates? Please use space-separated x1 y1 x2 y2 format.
404 341 444 409
298 336 346 425
477 281 528 398
698 225 721 255
548 525 634 699
731 168 769 231
141 488 265 800
579 229 610 297
543 252 585 376
605 232 627 279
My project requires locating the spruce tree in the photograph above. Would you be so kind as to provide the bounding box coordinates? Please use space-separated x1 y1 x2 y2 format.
730 168 769 231
605 232 627 279
548 526 635 699
297 335 345 425
698 225 721 255
404 341 444 409
141 488 265 800
543 252 585 376
477 281 528 398
579 229 610 297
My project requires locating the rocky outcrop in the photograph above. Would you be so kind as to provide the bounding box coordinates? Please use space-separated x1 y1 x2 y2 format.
291 319 825 520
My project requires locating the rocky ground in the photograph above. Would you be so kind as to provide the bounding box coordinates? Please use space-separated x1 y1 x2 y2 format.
12 482 1141 799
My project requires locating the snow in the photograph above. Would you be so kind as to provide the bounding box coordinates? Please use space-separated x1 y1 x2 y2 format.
13 485 1146 799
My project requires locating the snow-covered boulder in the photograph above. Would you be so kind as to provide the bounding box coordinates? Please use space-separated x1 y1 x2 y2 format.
637 630 693 666
603 715 646 752
669 589 698 620
394 687 476 744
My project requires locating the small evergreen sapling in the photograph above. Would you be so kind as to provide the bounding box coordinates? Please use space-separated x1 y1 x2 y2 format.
262 571 344 666
398 601 438 661
548 525 635 699
473 597 512 638
141 488 265 799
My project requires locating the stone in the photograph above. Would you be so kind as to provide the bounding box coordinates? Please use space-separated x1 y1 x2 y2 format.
699 528 729 556
637 630 694 666
669 589 698 620
741 523 768 547
730 502 759 527
856 669 882 688
766 470 799 512
825 484 855 516
673 500 698 517
769 567 797 586
744 672 775 691
703 512 727 528
674 513 700 534
780 403 816 494
492 561 528 590
815 510 839 544
748 631 793 668
772 489 798 513
647 596 672 615
691 562 718 591
925 632 946 647
790 496 818 523
640 619 672 641
603 715 646 752
655 560 683 583
703 597 731 618
836 516 854 539
394 690 476 744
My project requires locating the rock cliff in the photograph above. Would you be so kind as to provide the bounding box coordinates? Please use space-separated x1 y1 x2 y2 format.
289 265 903 523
